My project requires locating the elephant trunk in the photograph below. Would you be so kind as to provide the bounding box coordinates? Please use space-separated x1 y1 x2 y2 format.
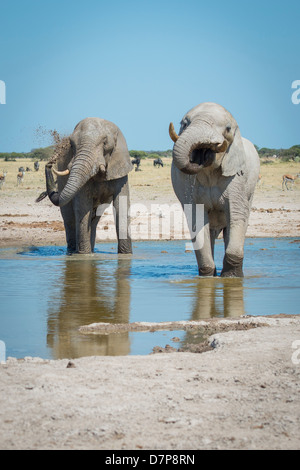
59 148 104 207
46 146 106 208
172 120 227 175
45 164 60 206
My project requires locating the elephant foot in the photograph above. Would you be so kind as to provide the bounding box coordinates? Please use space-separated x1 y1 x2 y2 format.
221 254 244 278
77 243 93 254
198 266 216 277
67 243 77 255
118 239 133 254
221 269 244 278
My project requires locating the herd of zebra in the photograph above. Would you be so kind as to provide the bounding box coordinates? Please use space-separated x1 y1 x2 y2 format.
0 161 40 189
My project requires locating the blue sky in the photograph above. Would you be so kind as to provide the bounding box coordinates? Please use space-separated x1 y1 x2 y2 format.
0 0 299 152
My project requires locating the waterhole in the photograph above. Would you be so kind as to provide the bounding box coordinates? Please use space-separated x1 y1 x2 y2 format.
0 238 299 359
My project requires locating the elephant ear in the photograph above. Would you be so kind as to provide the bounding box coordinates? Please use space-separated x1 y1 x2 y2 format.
221 127 246 177
106 130 133 181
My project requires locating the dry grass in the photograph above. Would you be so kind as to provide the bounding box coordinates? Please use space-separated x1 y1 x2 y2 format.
129 157 174 201
130 157 300 198
258 158 300 191
0 157 300 202
0 157 175 202
0 159 46 198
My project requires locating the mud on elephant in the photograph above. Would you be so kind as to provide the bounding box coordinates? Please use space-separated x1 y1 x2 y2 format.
42 118 133 254
169 102 260 277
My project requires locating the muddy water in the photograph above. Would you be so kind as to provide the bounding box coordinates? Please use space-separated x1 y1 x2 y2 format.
0 238 299 359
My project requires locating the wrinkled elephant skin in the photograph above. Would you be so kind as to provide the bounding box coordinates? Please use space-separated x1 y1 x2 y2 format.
45 118 133 255
170 102 260 277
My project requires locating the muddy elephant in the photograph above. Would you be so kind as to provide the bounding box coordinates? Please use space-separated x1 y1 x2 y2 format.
44 117 133 254
169 102 260 277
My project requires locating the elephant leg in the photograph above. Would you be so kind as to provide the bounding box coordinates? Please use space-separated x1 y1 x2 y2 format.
74 193 93 254
223 226 229 250
210 228 221 276
193 211 215 277
60 204 76 254
221 222 247 278
113 176 132 254
91 210 101 252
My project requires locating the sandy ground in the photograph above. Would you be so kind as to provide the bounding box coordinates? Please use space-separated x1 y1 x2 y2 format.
0 157 300 246
0 316 300 450
0 170 300 246
0 159 300 450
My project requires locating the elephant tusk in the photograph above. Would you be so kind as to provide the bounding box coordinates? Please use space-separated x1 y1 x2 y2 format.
216 140 228 153
52 167 70 176
169 123 179 143
99 164 106 173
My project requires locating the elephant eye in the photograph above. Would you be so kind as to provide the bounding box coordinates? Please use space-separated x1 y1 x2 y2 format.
225 125 231 133
103 136 114 154
180 119 189 132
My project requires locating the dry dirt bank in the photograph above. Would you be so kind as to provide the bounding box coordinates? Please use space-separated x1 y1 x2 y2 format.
0 188 299 248
0 159 300 247
0 316 300 450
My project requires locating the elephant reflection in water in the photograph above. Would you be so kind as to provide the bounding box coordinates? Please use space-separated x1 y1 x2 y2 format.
191 277 245 319
180 277 245 349
47 257 132 359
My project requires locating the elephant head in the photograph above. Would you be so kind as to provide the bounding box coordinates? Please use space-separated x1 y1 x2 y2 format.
169 102 246 177
46 118 132 207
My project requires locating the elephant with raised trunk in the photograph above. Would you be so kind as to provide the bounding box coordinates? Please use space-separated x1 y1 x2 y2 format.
45 117 133 254
169 102 260 277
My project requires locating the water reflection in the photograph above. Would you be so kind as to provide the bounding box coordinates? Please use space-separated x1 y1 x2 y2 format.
47 257 132 358
46 256 245 358
0 239 299 359
191 277 245 319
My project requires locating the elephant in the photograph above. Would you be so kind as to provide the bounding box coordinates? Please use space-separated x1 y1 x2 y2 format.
44 117 133 255
169 102 260 277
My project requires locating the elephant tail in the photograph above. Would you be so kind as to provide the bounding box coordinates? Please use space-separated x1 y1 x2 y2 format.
35 191 48 203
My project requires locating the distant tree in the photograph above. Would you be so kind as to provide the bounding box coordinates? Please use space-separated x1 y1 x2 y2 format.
0 146 54 161
129 150 148 160
129 150 173 159
28 146 54 161
4 156 17 161
147 153 161 159
0 152 26 160
289 145 300 158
